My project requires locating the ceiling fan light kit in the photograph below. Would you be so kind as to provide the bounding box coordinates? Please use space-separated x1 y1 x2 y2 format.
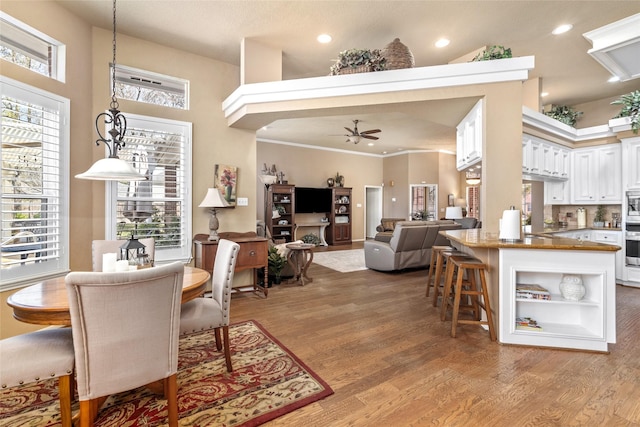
342 119 381 144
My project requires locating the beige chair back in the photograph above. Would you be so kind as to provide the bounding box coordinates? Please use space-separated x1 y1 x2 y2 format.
65 261 184 400
91 238 155 271
212 239 240 325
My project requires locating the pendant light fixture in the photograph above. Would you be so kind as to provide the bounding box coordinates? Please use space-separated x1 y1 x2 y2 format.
76 0 145 181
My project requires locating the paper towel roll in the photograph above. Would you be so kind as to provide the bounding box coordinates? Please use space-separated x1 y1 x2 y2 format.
499 209 521 241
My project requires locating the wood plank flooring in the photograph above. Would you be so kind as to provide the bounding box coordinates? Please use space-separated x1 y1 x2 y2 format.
230 242 640 426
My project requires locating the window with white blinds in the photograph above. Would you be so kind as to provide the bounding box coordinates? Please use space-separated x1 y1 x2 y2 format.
1 76 69 289
106 113 192 264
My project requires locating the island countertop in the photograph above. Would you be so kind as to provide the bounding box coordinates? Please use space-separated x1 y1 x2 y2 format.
441 229 620 251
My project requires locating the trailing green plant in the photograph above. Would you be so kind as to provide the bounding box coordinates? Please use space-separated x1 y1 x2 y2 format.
471 45 512 62
330 48 387 75
267 246 287 278
301 234 321 246
611 90 640 134
544 105 583 127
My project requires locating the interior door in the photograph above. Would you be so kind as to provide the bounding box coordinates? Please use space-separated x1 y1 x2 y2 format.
365 186 383 238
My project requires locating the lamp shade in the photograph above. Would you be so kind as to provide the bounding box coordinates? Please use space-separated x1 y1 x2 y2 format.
75 157 146 181
445 206 463 219
199 188 230 208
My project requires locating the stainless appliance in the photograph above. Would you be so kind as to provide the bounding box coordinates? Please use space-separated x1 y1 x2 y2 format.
626 224 640 266
627 191 640 224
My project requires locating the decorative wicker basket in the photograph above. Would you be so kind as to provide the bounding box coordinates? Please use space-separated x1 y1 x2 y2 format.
336 65 373 75
382 38 414 70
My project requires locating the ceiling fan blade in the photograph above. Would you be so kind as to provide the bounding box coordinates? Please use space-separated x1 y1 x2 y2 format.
360 129 381 135
344 127 355 134
361 134 379 140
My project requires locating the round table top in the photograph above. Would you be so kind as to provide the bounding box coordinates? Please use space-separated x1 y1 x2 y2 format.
286 243 315 250
6 266 210 326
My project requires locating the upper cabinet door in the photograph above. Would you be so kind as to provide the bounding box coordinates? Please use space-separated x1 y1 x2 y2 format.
598 145 621 202
624 139 640 190
456 99 483 171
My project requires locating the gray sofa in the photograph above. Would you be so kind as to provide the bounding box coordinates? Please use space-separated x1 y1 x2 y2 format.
364 220 461 271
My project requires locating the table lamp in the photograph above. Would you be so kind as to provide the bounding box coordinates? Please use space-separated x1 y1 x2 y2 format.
199 188 230 241
445 206 463 219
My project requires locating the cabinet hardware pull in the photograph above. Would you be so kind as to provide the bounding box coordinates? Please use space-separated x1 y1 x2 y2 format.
249 250 256 256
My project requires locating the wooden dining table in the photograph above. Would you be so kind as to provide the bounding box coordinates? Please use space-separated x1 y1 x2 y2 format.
6 266 210 326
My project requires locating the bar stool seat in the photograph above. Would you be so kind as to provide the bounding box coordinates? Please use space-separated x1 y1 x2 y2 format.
440 255 496 341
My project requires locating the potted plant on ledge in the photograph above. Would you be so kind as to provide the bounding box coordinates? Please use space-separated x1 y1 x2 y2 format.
611 90 640 134
268 246 287 285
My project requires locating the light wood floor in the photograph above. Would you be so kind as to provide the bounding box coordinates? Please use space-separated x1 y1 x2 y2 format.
231 242 640 426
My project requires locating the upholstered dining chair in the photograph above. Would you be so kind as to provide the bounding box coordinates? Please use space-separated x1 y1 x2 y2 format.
0 328 75 426
180 239 240 372
65 261 184 427
91 238 155 271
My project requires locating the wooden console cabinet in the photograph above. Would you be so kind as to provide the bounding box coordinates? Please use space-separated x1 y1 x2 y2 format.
193 232 269 297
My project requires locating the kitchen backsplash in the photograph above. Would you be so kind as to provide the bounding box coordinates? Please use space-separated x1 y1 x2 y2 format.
544 204 622 228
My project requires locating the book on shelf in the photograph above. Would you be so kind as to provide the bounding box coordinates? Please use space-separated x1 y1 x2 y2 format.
515 316 543 331
516 283 551 300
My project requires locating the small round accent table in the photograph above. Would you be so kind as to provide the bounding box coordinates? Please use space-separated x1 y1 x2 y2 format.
285 243 315 286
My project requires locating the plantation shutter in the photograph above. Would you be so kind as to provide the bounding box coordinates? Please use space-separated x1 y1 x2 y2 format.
1 77 69 288
106 114 192 263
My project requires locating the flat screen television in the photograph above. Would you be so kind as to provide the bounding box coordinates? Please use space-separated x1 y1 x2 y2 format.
295 187 332 213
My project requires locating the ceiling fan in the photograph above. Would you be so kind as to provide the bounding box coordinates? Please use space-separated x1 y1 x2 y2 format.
342 119 381 144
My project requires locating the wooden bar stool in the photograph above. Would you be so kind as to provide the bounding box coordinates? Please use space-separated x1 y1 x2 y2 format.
431 249 468 308
441 255 496 341
425 245 452 298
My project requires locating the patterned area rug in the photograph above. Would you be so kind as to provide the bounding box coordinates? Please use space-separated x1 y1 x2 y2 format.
312 249 367 273
0 320 333 426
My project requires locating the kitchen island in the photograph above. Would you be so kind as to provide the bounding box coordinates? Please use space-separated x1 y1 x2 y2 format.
441 229 621 352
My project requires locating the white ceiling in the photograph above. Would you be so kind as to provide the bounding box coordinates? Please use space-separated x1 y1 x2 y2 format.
55 1 640 154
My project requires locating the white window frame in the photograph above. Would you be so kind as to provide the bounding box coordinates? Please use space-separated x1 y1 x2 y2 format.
0 12 66 82
113 64 189 110
0 76 70 290
105 113 192 264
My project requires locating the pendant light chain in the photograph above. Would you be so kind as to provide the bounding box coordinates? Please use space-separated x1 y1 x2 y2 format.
110 0 119 110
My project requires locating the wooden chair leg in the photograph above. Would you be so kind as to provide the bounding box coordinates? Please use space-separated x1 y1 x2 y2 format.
440 260 456 321
165 374 179 427
79 398 102 427
59 374 73 427
426 250 437 297
214 327 222 351
431 252 445 307
479 270 497 341
223 325 233 372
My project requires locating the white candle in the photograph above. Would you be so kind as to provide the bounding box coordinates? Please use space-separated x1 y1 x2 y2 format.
102 253 117 272
115 260 130 272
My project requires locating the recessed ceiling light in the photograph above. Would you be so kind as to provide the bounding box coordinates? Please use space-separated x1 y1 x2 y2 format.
367 142 374 146
608 76 620 83
435 38 450 48
382 151 387 154
541 92 549 97
552 24 573 35
317 34 332 44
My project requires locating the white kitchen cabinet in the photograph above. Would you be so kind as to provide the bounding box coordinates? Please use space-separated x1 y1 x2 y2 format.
598 145 622 202
554 147 570 179
592 230 623 281
623 138 640 190
571 145 621 204
523 135 570 183
456 99 483 171
544 180 570 204
499 248 616 352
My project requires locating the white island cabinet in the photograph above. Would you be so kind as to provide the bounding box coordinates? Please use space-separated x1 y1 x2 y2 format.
441 229 619 352
499 248 615 352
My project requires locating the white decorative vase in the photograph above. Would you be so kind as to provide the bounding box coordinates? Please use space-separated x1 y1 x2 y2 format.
559 274 585 301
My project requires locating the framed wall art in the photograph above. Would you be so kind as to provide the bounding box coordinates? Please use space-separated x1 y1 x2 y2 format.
214 164 237 207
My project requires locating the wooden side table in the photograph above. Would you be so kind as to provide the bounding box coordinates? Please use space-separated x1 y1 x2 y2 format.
193 232 269 297
285 243 315 286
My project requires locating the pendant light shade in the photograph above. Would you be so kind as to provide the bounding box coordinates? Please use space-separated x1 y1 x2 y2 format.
76 0 145 182
75 157 146 181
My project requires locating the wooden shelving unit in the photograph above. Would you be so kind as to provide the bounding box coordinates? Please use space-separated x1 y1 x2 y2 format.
327 187 352 245
265 184 295 243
